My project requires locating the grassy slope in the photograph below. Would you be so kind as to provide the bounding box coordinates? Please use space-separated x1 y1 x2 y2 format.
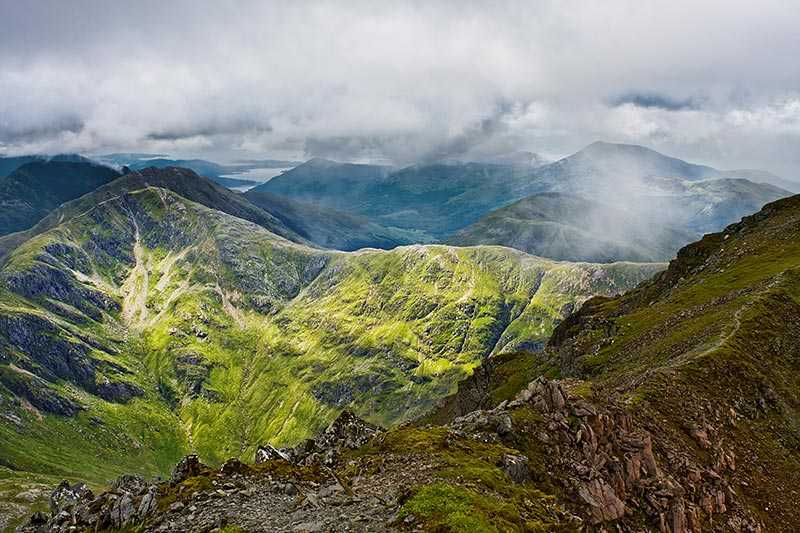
0 186 661 512
539 194 800 530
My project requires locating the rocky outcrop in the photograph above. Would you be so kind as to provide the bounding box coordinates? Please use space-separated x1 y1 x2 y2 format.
0 367 82 416
507 378 761 532
18 475 159 533
256 410 383 466
171 455 208 485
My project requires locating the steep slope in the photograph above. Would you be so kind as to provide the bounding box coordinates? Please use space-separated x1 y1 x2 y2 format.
0 160 121 236
0 167 309 260
535 194 800 530
244 190 427 250
447 192 696 262
0 186 662 527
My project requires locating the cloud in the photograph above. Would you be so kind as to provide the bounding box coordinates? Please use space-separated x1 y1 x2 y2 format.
0 1 799 175
611 93 701 111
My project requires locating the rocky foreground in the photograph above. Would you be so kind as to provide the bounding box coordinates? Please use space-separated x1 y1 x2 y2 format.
18 375 761 532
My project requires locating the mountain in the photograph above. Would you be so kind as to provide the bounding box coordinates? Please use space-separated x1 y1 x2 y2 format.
0 184 662 528
254 159 538 239
17 194 800 532
95 155 266 189
0 160 121 236
527 142 792 203
537 193 800 530
251 158 394 210
447 192 696 262
0 155 45 177
243 190 427 251
718 168 800 193
123 158 260 189
252 145 791 244
442 145 790 261
0 166 308 261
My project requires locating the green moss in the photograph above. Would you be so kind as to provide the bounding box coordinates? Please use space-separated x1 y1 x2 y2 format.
400 483 499 532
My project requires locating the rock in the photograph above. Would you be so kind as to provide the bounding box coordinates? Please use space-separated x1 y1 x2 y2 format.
220 458 252 475
96 378 145 403
293 520 324 532
452 408 513 437
50 480 92 515
138 486 159 517
315 410 383 452
498 454 530 483
171 455 207 484
170 501 185 513
111 492 135 528
112 474 148 495
255 444 291 463
578 479 626 523
257 410 383 467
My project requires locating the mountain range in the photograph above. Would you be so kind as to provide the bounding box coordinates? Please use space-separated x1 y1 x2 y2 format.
0 168 663 529
252 143 796 257
2 143 800 531
9 190 800 532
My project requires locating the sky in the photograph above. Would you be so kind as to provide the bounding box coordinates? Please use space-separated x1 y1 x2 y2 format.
1 0 799 176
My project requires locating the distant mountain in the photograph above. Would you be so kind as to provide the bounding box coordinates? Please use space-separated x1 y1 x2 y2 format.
444 143 792 259
253 145 792 243
244 190 427 251
0 166 308 260
645 176 792 233
0 155 46 177
254 159 537 238
0 159 121 236
97 155 261 189
536 141 794 196
252 158 394 209
476 150 550 167
447 192 696 262
233 158 303 168
717 168 800 193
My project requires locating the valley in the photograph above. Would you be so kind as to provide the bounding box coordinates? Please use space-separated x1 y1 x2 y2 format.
0 178 662 529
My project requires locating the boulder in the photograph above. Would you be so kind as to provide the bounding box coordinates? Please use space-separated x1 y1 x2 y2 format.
171 455 207 484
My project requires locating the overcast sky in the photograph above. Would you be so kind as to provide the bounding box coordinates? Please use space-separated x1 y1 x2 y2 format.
1 0 799 175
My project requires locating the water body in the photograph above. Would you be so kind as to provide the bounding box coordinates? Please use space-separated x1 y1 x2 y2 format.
222 167 293 191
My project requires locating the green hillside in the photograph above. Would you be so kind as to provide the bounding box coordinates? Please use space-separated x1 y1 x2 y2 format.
0 185 661 516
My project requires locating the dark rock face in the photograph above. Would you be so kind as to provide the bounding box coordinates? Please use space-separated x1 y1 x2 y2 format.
5 263 119 321
95 378 144 403
0 311 144 410
0 313 95 388
173 354 216 399
311 374 401 407
0 369 82 416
